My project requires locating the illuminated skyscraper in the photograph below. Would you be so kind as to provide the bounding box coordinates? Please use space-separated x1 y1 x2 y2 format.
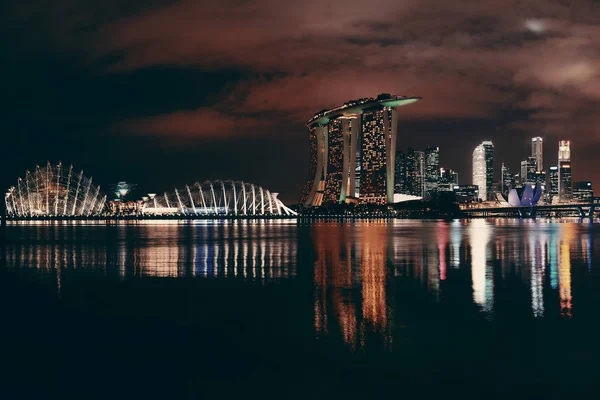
548 165 559 203
501 163 513 197
424 146 440 197
439 168 458 191
558 140 572 202
532 137 543 172
394 151 406 194
472 141 494 201
301 94 421 206
414 150 425 197
520 156 537 186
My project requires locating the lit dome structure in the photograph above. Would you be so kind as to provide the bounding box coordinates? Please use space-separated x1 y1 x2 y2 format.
142 181 297 216
5 162 107 217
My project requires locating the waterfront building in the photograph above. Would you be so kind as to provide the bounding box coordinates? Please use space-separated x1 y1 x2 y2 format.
472 141 494 201
424 146 440 197
5 161 107 217
394 151 406 195
573 181 593 203
300 93 421 206
453 184 479 204
558 140 572 202
532 137 543 172
143 181 296 216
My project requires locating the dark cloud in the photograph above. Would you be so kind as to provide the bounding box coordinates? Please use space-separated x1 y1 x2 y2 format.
2 0 600 202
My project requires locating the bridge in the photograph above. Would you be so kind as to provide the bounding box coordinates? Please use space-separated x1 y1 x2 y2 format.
462 203 597 219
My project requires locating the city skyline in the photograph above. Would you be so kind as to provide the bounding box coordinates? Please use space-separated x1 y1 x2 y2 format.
2 1 600 204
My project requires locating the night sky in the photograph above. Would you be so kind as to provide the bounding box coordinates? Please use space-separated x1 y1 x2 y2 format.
3 1 599 203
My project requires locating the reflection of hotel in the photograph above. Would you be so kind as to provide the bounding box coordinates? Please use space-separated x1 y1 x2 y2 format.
312 223 392 350
301 94 421 206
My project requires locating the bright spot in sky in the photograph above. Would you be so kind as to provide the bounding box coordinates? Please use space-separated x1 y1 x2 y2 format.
525 19 545 33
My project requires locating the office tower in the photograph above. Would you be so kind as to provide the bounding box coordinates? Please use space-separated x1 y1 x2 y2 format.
414 150 425 197
301 94 421 206
424 146 440 197
405 147 424 197
532 137 543 172
548 165 559 203
439 168 458 192
501 163 513 197
520 156 537 186
573 181 593 203
405 148 416 196
472 141 494 201
558 140 572 202
394 151 406 194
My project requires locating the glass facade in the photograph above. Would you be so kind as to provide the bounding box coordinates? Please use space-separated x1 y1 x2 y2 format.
424 146 440 197
472 141 494 201
532 137 543 172
548 165 559 203
558 140 572 202
394 150 406 195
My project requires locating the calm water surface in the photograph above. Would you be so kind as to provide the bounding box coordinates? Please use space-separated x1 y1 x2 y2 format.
1 219 599 399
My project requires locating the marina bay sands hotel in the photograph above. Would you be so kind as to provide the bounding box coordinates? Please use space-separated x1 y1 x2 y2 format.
300 93 421 206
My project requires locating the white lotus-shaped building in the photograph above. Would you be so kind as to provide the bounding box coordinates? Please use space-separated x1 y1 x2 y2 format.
507 184 543 207
5 162 107 217
142 181 296 216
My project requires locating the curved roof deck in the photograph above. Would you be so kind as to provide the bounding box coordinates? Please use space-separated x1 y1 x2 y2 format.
307 94 422 127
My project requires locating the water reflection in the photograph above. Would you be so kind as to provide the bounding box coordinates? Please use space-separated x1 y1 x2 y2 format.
4 221 297 280
3 219 598 351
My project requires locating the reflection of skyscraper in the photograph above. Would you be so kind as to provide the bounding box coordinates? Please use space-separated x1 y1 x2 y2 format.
559 225 573 318
301 94 421 206
472 141 494 201
558 140 572 202
424 146 440 197
469 220 493 312
532 137 543 172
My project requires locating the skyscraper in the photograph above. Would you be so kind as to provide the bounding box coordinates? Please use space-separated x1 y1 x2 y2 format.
301 94 421 206
394 150 406 194
532 137 543 172
558 140 572 202
520 156 537 185
501 163 513 197
472 141 494 201
548 165 559 203
424 146 440 197
415 150 425 197
405 147 424 197
439 168 458 191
